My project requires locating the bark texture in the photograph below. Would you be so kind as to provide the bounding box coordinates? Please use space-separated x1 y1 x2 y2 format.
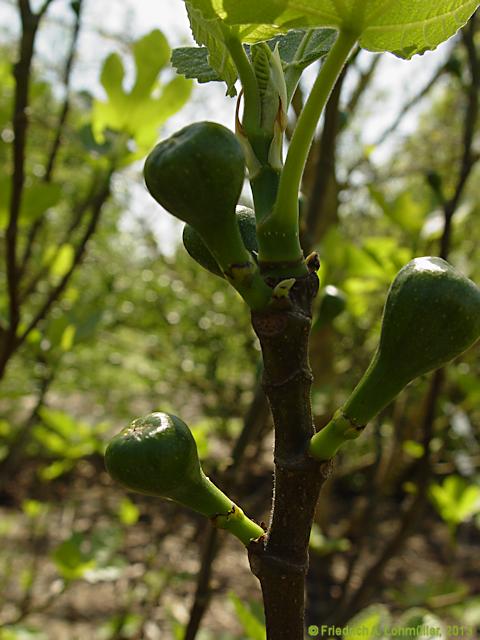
248 271 333 640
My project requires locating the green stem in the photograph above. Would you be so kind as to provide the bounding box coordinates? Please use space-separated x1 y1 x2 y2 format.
273 29 357 233
308 409 362 461
224 33 261 137
201 476 264 545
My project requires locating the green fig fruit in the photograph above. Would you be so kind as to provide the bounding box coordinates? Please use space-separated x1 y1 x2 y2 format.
105 412 263 545
144 122 245 227
312 285 347 331
310 257 480 460
144 122 252 272
182 206 258 278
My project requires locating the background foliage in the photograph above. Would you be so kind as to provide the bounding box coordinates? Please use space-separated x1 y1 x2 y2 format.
0 1 479 639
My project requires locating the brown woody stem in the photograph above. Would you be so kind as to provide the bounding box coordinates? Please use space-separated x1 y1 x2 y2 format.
248 271 333 640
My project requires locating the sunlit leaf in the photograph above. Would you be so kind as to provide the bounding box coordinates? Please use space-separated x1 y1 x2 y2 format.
60 324 76 351
50 244 75 278
118 498 140 526
429 475 480 529
220 0 480 58
92 29 192 150
131 29 170 100
39 459 75 481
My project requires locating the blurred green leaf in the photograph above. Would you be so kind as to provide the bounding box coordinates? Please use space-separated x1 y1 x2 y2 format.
309 523 351 557
131 29 170 100
60 324 76 351
0 419 12 438
229 592 266 640
370 187 425 235
117 498 140 526
39 459 75 481
22 499 49 519
447 595 480 627
50 244 75 278
396 608 447 639
52 532 96 581
346 604 391 639
429 476 480 531
0 626 48 640
92 29 192 151
99 613 143 640
403 440 424 459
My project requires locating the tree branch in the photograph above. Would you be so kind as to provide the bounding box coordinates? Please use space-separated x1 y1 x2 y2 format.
5 1 40 348
16 173 112 347
248 272 335 640
19 0 84 277
440 16 479 259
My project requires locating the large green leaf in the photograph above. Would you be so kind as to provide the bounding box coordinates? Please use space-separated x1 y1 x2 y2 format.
185 1 239 96
212 0 480 59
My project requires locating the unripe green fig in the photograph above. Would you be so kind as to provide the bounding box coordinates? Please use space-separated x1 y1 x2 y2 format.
105 412 263 545
182 206 258 278
312 285 347 331
144 122 252 271
144 122 245 228
310 257 480 460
